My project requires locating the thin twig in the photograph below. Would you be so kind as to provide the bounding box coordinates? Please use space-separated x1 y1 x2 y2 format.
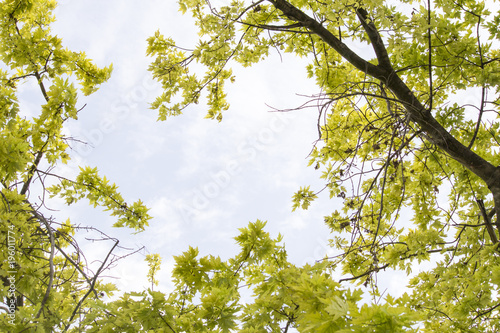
34 211 55 319
63 240 119 331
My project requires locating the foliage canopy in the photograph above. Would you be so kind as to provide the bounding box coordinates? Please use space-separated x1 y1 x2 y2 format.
2 0 500 332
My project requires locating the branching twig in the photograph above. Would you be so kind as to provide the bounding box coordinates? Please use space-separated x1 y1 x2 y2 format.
63 240 119 332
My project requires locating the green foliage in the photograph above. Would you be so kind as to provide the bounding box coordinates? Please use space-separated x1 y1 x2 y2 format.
49 166 151 231
3 0 500 332
144 0 500 331
0 0 149 331
146 254 162 288
79 221 419 332
292 186 318 211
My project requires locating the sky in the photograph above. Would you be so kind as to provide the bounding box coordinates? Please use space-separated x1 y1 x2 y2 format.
24 0 410 304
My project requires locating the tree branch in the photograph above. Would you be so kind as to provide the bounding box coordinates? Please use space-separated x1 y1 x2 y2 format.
267 0 500 195
467 86 486 149
355 7 392 70
63 240 119 332
426 0 434 110
477 199 498 244
34 211 55 319
267 0 388 80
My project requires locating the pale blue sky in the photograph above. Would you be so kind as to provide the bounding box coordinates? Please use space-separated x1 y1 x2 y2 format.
33 0 410 300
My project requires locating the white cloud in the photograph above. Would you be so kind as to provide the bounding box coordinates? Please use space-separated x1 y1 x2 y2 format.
145 197 184 248
32 0 413 313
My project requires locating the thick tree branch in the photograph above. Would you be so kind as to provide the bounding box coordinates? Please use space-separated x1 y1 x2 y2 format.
355 7 392 70
265 0 500 251
267 0 388 80
241 21 306 33
267 0 500 192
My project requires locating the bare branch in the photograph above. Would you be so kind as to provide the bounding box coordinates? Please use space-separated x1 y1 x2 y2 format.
64 240 120 332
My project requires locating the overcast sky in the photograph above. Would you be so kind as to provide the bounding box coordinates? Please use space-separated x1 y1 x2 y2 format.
25 0 411 301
